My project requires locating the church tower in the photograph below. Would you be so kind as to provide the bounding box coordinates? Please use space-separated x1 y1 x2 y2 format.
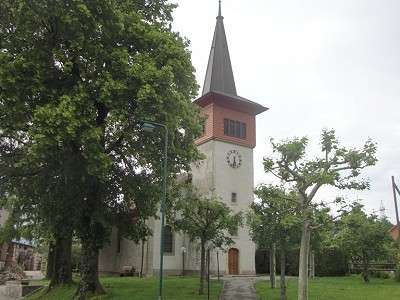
192 1 268 275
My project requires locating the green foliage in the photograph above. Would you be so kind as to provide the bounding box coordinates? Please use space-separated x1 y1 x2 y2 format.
71 243 82 271
249 184 301 248
331 205 394 282
370 271 391 279
0 0 202 231
0 208 20 245
264 129 377 195
171 190 243 249
315 248 347 276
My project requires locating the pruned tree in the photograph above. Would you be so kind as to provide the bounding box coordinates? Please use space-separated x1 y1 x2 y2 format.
0 0 202 298
263 129 377 300
170 191 243 295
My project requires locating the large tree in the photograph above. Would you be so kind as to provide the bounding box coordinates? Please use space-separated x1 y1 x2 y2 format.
0 0 202 298
263 129 377 300
171 190 243 295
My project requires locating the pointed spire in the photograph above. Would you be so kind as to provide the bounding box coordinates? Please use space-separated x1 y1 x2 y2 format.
202 1 237 96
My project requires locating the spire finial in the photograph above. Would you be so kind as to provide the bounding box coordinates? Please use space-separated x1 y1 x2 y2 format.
218 0 222 17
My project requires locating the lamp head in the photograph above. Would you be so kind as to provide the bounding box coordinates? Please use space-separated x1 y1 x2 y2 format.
140 121 156 133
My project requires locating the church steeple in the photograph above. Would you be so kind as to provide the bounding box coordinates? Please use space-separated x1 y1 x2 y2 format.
195 1 268 149
202 1 237 96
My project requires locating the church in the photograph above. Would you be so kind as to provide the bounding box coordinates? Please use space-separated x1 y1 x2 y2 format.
98 2 268 277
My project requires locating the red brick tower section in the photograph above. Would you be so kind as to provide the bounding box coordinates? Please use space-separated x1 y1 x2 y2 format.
194 91 267 148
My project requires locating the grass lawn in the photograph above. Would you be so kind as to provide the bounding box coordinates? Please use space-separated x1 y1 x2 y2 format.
254 275 400 300
27 276 223 300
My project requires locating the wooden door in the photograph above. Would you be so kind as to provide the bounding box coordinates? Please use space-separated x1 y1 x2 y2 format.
228 248 239 275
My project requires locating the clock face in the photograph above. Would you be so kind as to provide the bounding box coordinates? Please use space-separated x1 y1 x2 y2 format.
226 150 242 168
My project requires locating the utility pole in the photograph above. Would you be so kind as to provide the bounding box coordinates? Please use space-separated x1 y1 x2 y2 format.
391 176 400 250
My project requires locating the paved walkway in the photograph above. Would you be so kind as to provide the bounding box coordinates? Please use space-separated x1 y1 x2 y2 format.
219 276 268 300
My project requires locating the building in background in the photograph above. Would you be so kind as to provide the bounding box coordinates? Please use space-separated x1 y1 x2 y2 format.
0 210 44 271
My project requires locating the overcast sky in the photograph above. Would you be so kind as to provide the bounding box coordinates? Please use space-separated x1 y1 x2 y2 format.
169 0 400 223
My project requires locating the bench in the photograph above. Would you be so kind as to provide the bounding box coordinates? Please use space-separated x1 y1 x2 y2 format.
119 266 140 277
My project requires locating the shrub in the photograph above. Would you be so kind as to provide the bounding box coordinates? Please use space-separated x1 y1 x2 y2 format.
315 248 347 276
371 271 391 279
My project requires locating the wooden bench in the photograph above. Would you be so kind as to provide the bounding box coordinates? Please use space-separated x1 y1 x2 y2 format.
119 266 138 277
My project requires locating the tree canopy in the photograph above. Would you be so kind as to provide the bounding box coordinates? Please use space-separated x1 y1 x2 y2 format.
171 190 242 295
332 205 394 282
263 129 377 300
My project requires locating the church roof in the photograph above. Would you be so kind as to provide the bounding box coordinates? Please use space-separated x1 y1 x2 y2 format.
202 1 237 96
195 91 268 116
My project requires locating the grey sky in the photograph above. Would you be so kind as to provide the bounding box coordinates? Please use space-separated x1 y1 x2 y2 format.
170 0 400 222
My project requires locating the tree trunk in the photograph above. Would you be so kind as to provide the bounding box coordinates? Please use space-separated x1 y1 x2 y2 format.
45 241 55 279
270 242 276 289
280 240 287 300
74 240 105 299
362 253 370 283
199 241 205 295
49 233 73 287
309 249 315 278
298 216 312 300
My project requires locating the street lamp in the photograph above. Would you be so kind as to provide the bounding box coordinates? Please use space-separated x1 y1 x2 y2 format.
205 241 212 300
140 120 168 300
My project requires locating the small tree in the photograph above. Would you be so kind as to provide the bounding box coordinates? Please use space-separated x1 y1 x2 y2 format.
249 184 302 300
171 191 242 295
263 129 377 300
332 205 393 282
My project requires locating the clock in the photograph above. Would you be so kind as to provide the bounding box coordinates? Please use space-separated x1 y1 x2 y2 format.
226 150 242 168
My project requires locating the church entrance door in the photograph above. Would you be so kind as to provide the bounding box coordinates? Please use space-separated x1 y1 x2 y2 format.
228 248 239 275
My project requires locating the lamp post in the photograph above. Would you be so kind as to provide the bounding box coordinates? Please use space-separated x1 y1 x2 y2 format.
205 241 212 300
140 121 168 300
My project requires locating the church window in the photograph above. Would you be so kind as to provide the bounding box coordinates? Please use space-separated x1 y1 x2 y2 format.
224 118 246 139
163 225 173 253
116 231 122 254
231 192 237 203
230 226 239 237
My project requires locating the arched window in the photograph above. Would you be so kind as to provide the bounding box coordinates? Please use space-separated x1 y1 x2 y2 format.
116 231 122 254
163 225 173 253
